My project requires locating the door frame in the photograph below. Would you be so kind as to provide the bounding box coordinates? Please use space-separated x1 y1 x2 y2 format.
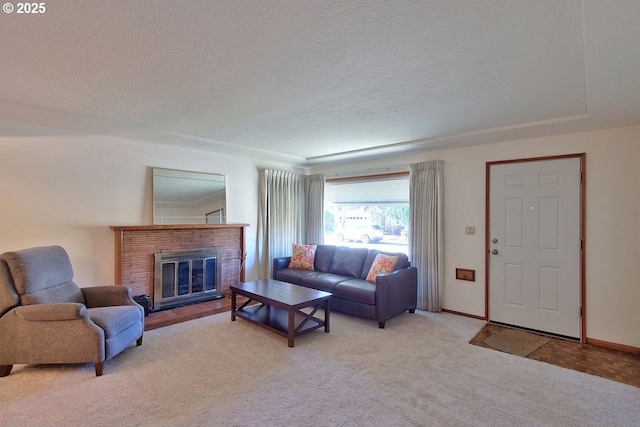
485 153 586 341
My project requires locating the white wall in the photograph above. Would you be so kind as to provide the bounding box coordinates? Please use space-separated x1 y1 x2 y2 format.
313 126 640 348
2 125 639 348
0 133 272 286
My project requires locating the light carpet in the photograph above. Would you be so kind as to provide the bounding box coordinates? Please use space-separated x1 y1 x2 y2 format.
1 310 638 427
483 327 551 357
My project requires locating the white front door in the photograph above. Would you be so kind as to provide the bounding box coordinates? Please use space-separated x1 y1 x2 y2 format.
488 157 582 339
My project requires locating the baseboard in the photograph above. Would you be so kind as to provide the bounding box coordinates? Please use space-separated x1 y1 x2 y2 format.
586 338 640 355
442 308 486 320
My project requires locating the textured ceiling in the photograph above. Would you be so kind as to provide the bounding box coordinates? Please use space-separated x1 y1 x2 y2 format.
1 1 639 168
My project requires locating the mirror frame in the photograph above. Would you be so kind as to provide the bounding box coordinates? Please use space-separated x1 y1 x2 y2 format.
152 168 227 225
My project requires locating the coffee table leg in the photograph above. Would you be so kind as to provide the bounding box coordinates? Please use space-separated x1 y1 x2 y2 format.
324 299 330 333
231 288 236 321
288 310 295 347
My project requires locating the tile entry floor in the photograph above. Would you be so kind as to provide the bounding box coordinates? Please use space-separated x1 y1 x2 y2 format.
146 300 640 388
470 323 640 388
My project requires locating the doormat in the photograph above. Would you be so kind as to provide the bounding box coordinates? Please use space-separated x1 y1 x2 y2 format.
476 326 550 357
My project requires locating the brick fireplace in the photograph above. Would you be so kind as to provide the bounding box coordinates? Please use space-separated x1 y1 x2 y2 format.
111 224 248 308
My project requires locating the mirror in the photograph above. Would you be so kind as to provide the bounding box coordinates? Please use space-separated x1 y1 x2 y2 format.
153 168 226 225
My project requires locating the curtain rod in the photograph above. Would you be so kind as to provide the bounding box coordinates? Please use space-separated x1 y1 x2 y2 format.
325 171 409 183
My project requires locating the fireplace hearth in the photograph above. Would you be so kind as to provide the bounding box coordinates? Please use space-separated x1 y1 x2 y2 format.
154 248 223 311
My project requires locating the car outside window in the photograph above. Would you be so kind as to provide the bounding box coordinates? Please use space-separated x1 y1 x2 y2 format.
324 176 409 254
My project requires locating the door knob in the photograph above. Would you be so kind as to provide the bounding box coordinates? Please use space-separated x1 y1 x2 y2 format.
491 249 499 255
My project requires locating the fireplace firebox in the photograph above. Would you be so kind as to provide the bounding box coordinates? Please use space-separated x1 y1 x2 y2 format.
154 248 223 311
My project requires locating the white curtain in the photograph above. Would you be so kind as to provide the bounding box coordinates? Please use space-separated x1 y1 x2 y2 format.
409 160 444 312
305 174 325 244
257 170 324 279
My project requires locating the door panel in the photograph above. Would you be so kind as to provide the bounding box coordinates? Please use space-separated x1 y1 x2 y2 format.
489 157 581 338
505 263 524 305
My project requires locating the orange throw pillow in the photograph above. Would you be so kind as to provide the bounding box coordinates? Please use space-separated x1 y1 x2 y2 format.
288 244 317 270
365 254 398 283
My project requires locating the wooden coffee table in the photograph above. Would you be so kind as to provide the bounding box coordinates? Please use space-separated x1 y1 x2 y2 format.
230 279 331 347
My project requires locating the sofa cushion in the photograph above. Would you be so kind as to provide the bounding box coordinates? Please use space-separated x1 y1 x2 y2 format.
313 245 336 272
276 269 319 286
333 279 376 305
87 305 142 339
365 254 399 283
288 244 317 270
301 273 350 293
360 250 410 279
328 247 368 278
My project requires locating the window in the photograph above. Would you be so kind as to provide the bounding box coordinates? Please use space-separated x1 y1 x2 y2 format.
324 173 409 254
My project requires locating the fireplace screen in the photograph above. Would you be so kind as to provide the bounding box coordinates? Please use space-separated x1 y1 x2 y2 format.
154 248 223 310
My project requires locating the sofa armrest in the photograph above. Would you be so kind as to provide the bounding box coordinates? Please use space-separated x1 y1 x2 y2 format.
82 285 136 308
375 267 418 323
14 303 88 321
272 257 292 279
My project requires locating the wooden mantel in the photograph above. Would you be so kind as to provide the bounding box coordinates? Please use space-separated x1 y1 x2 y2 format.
111 224 249 232
111 224 248 299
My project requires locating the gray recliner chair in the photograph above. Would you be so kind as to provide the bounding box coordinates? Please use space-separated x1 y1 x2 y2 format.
0 245 144 377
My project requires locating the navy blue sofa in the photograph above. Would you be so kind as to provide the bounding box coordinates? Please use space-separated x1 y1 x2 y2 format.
273 245 417 328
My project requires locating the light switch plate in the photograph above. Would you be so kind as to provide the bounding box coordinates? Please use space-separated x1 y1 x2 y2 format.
465 226 476 235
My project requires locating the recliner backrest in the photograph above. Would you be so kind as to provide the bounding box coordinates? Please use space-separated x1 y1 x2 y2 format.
0 258 20 316
1 246 85 306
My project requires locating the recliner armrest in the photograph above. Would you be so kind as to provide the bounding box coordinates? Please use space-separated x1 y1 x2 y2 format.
1 303 105 365
14 303 88 321
82 285 136 308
